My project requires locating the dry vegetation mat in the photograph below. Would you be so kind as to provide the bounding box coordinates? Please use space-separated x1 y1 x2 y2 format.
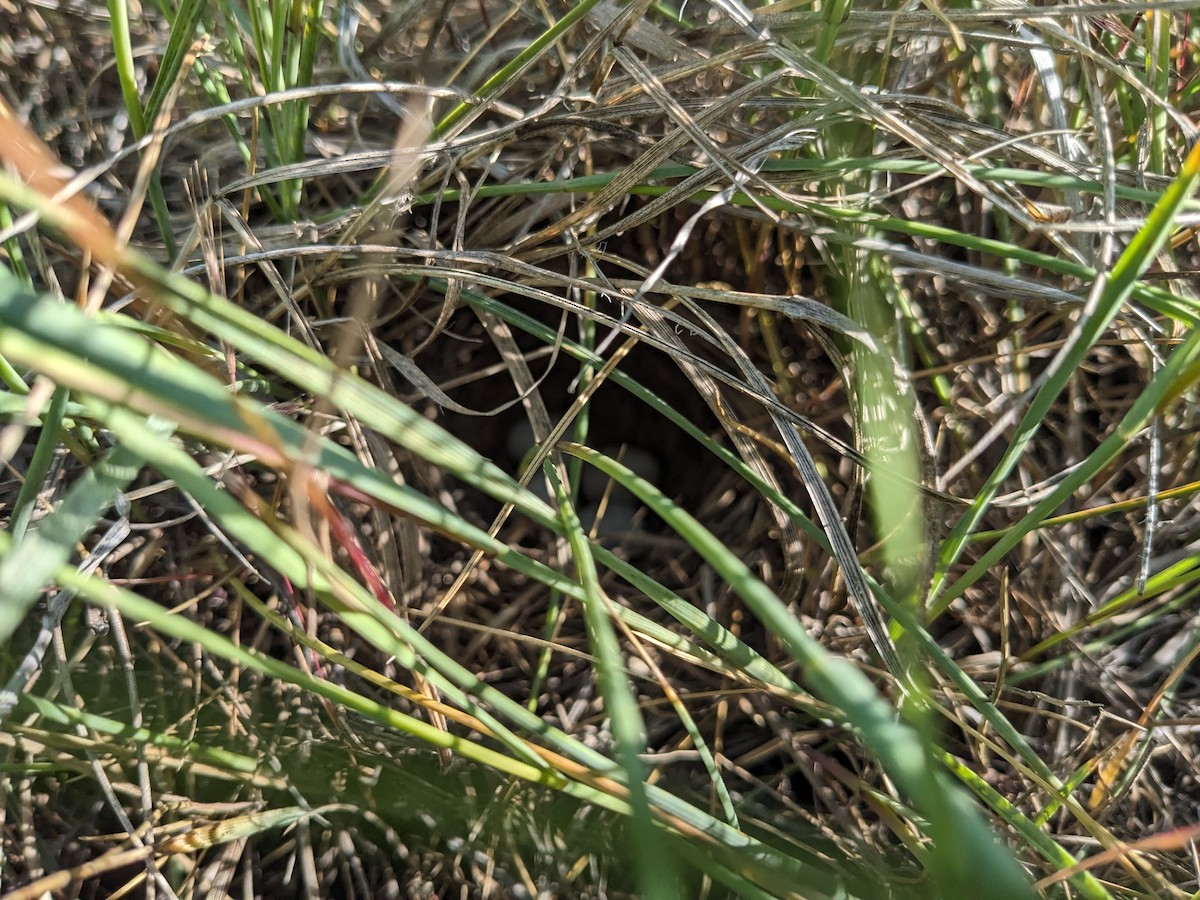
2 1 1200 897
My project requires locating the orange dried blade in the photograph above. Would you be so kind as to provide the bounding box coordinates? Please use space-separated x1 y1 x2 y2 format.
1087 729 1139 810
0 100 122 269
1035 822 1200 890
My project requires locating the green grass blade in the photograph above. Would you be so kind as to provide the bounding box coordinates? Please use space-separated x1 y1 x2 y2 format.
8 385 68 544
927 139 1200 615
546 460 679 899
434 0 607 138
106 0 147 137
557 442 1036 898
143 0 207 125
933 303 1200 613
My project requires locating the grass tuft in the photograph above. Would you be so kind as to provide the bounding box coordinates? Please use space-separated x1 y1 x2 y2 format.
3 2 1200 896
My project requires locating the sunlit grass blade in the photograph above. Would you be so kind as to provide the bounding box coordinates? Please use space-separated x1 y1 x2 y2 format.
557 442 1036 898
545 460 679 899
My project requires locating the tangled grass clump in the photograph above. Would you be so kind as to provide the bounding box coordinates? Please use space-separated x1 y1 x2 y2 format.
3 2 1200 897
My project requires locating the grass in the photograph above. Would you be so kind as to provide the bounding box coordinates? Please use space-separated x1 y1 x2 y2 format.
2 1 1200 897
